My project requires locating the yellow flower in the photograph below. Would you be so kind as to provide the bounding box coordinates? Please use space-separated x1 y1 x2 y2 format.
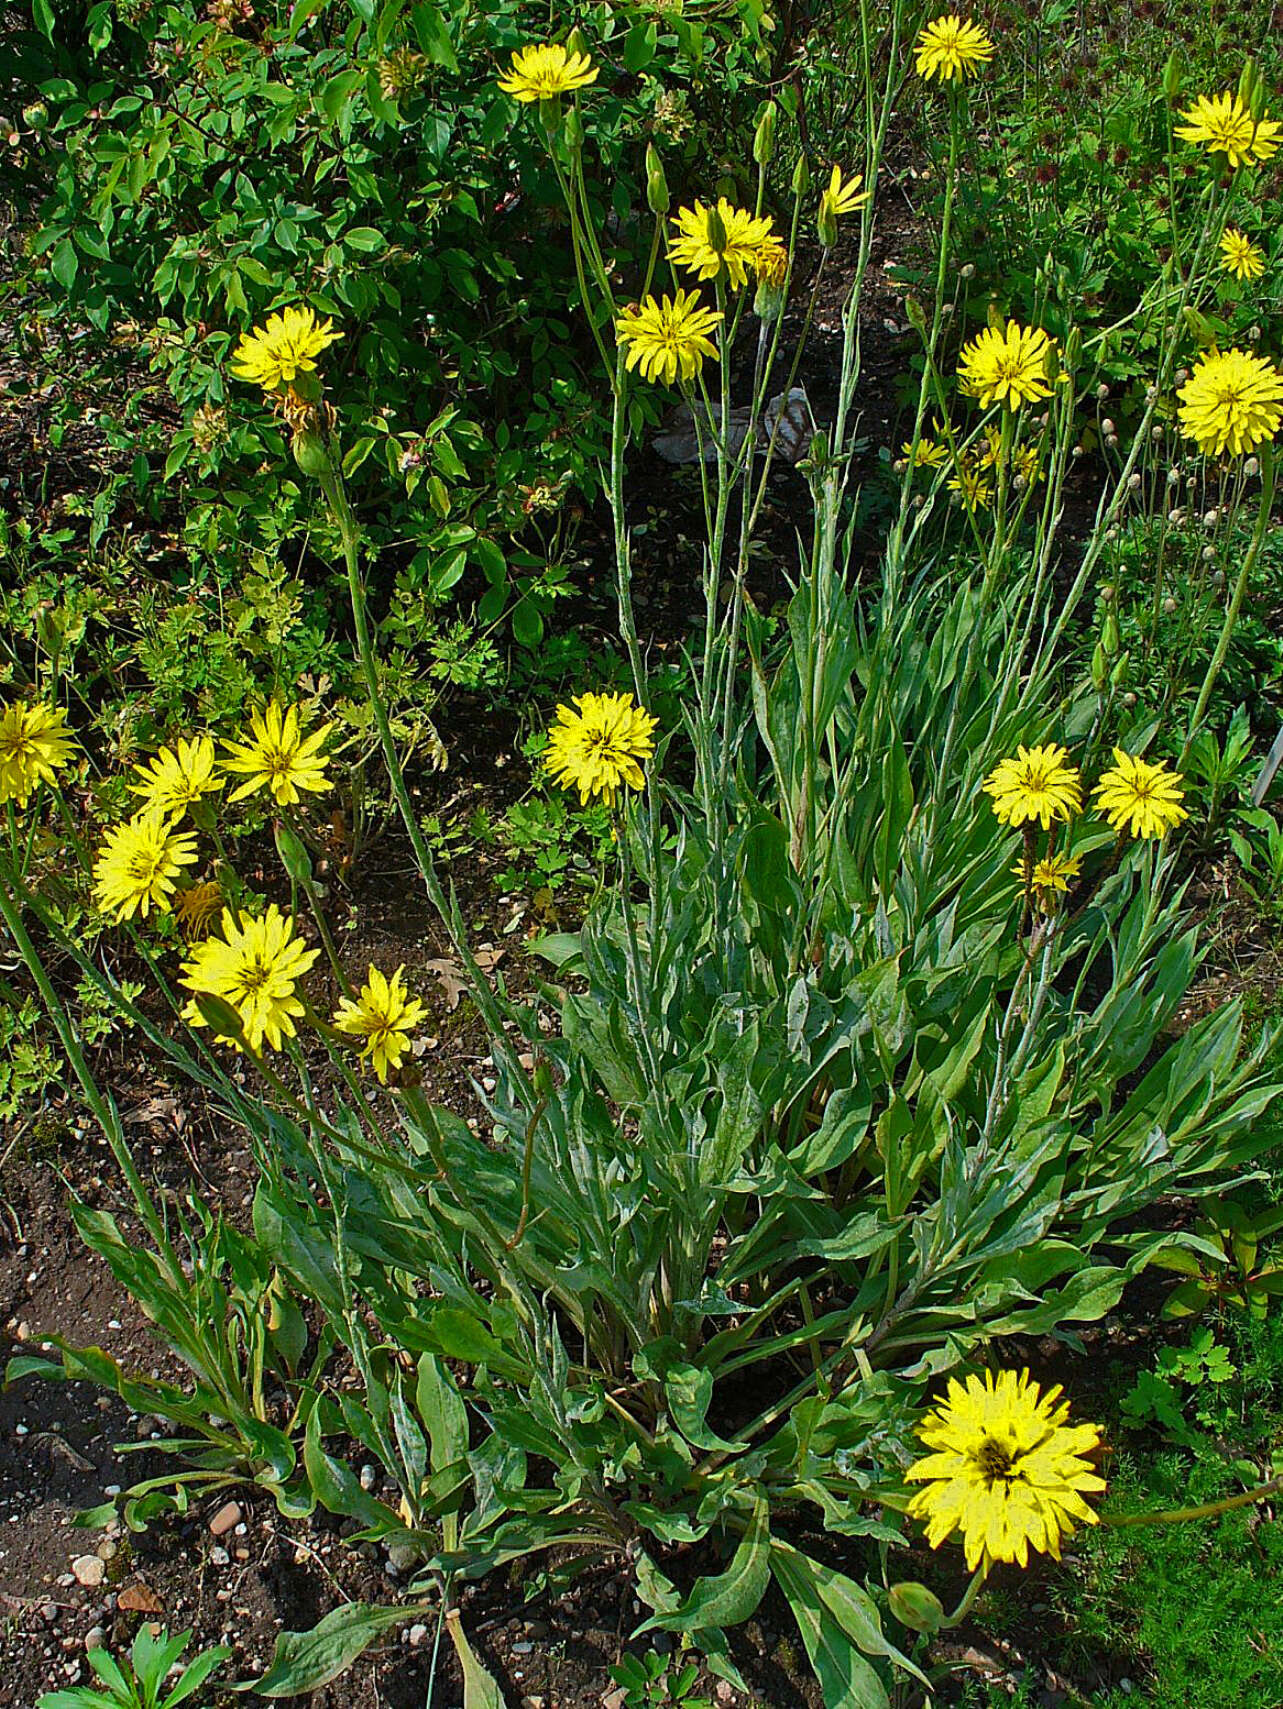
958 320 1057 410
914 13 995 83
231 306 341 393
174 879 225 940
818 165 869 243
615 290 723 386
903 436 951 467
948 462 992 511
0 701 77 806
1013 851 1082 911
93 814 199 922
669 199 778 291
753 234 790 288
333 965 427 1084
976 425 1042 484
221 702 333 807
906 1369 1105 1572
545 691 658 806
1219 227 1266 281
983 743 1082 831
1092 749 1187 840
1176 347 1283 458
1175 91 1281 169
180 904 319 1053
129 736 221 823
497 42 597 103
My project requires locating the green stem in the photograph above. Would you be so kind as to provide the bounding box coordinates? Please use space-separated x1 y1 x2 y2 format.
1103 1473 1283 1528
1179 444 1275 767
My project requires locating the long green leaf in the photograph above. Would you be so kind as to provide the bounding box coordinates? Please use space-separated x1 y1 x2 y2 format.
635 1490 770 1636
242 1603 417 1696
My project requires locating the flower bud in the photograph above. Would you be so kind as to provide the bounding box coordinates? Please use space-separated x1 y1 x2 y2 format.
753 100 777 166
902 293 928 338
1102 419 1115 436
292 429 332 480
1202 508 1219 527
1091 642 1109 689
1096 383 1110 399
562 105 585 151
1213 567 1225 586
1246 456 1261 477
1064 325 1082 369
1163 595 1178 613
22 101 48 131
817 195 838 250
792 154 811 196
1127 472 1141 490
1103 613 1121 654
960 263 975 279
706 201 728 252
275 818 315 885
645 142 669 216
889 1582 945 1636
1162 47 1185 103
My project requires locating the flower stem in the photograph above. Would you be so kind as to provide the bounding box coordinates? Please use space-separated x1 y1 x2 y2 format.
1103 1473 1283 1529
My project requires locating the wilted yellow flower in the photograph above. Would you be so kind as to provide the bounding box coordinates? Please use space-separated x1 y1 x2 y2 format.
0 701 77 806
753 234 790 288
544 691 658 806
231 306 341 393
1219 228 1266 281
958 320 1057 410
914 13 995 83
1175 91 1281 169
180 904 319 1053
1177 347 1283 457
174 879 225 939
333 965 427 1083
497 42 597 102
130 736 221 823
906 1370 1105 1572
93 814 199 922
378 45 429 101
669 199 777 291
615 290 722 386
983 744 1082 830
222 702 333 807
1092 749 1187 840
1013 851 1082 911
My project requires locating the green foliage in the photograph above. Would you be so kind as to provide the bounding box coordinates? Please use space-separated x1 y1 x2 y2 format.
610 1650 712 1709
35 1626 231 1709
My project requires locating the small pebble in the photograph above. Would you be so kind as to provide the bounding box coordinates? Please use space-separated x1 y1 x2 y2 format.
210 1547 230 1567
209 1501 243 1537
511 1641 533 1655
71 1556 105 1588
84 1628 105 1652
408 1624 428 1647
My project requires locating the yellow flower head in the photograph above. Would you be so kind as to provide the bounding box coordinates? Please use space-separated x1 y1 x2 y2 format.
1092 748 1187 840
914 13 995 83
333 965 427 1084
948 462 992 511
545 691 658 807
1013 851 1082 911
0 701 77 806
1219 227 1266 282
1177 347 1283 458
174 879 225 940
130 735 221 823
231 306 341 393
1175 91 1281 169
983 743 1082 831
903 436 951 467
906 1369 1105 1571
958 320 1057 410
222 702 333 808
753 234 790 289
93 813 199 922
180 904 319 1053
669 199 778 291
615 290 723 386
497 42 597 103
818 165 869 244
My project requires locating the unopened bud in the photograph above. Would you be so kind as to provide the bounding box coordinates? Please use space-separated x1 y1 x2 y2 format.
1204 546 1217 562
1096 383 1110 400
1213 567 1225 586
960 263 975 279
791 154 811 196
706 201 728 252
1202 508 1219 527
817 195 838 250
889 1582 945 1636
1163 596 1178 613
753 100 777 166
902 294 928 338
1127 472 1141 490
1151 424 1163 440
1103 613 1121 654
645 142 669 216
562 106 584 151
1091 643 1108 689
292 429 331 480
1102 418 1116 436
1245 456 1261 477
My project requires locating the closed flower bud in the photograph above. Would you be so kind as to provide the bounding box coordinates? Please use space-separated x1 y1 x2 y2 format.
753 100 777 166
1103 613 1121 654
1127 472 1141 489
645 142 669 215
960 263 975 279
292 429 332 479
817 196 838 250
889 1583 945 1636
1163 595 1178 613
562 105 585 151
1162 47 1184 102
1096 382 1110 399
1245 456 1261 476
792 154 811 196
1102 418 1116 436
902 293 927 337
1064 326 1082 368
1091 641 1109 689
